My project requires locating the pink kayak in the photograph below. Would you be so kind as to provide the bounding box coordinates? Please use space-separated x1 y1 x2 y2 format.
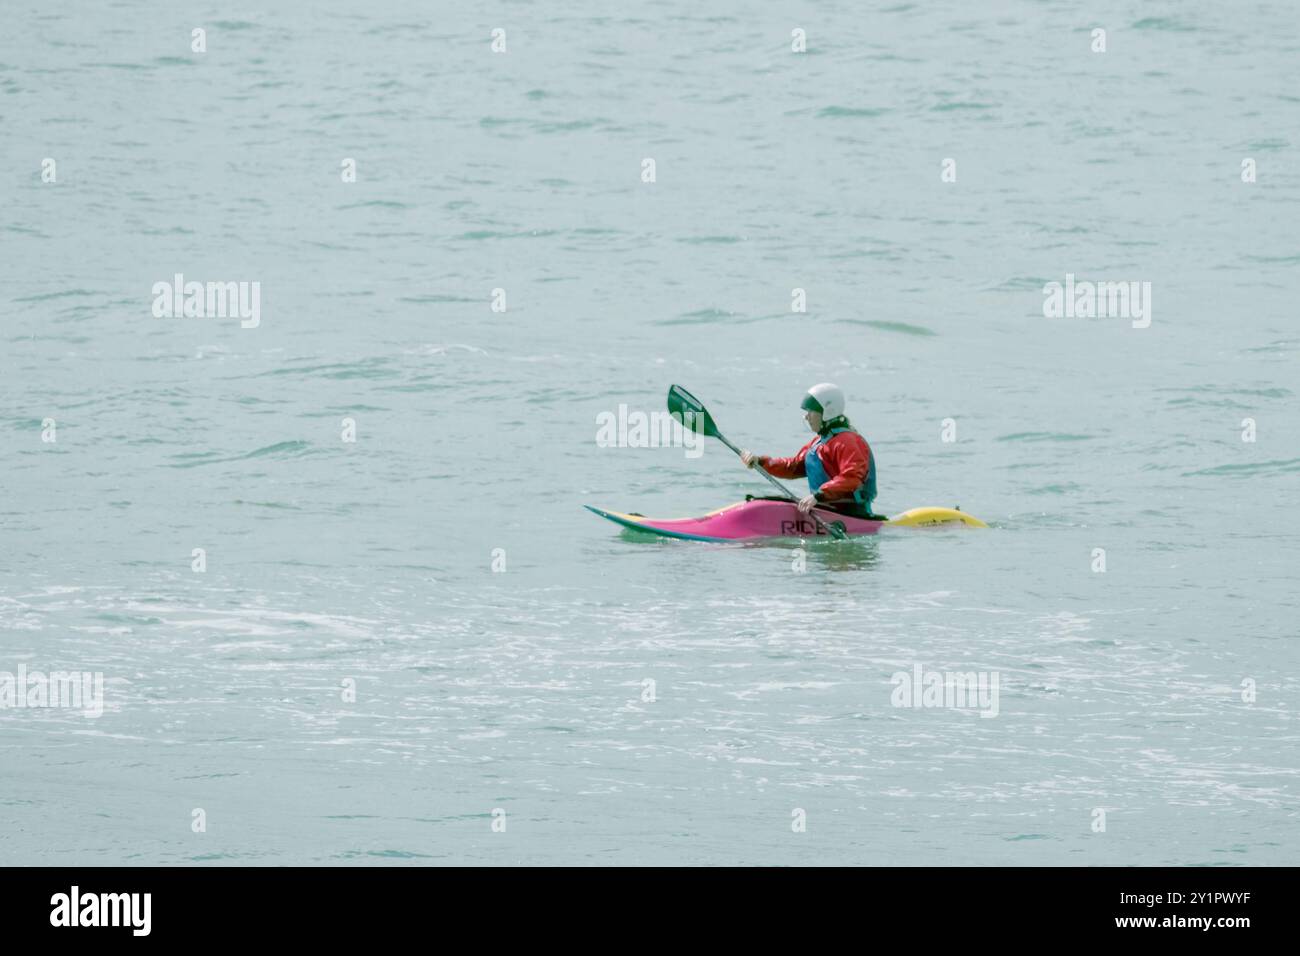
585 499 986 542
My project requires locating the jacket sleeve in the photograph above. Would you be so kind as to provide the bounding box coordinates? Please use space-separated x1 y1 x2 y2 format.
814 433 870 498
759 440 812 480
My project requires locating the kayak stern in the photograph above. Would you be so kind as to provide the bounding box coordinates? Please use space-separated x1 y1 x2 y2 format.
888 506 988 528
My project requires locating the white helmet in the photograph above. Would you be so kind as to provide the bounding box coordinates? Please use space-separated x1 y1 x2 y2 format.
801 382 845 421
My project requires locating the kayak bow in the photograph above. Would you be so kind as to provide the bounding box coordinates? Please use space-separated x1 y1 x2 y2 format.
585 499 986 542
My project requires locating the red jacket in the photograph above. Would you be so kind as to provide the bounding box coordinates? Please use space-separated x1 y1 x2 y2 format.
760 431 872 500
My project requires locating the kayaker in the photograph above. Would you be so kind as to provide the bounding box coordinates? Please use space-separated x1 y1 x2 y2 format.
740 383 877 517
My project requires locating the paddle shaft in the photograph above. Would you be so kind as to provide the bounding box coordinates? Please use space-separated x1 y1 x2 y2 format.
711 432 846 539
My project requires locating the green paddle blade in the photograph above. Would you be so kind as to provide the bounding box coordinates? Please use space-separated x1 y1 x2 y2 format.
667 385 720 438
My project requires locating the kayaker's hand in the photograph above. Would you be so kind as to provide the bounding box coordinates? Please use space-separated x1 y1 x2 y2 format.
741 450 761 469
797 494 818 514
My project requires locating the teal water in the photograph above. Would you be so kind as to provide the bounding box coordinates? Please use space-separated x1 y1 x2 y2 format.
2 2 1298 865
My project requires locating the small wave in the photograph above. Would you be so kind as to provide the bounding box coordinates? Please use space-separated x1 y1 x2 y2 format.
338 200 410 210
253 360 397 380
656 308 735 325
398 294 478 304
817 106 890 118
167 441 312 469
1160 385 1291 408
991 276 1053 292
453 229 561 240
242 440 311 460
996 432 1095 442
1242 254 1300 265
402 344 488 356
1024 483 1082 495
1184 458 1300 478
675 235 744 245
1244 138 1289 151
837 319 936 336
12 289 100 303
1132 17 1197 31
534 119 609 133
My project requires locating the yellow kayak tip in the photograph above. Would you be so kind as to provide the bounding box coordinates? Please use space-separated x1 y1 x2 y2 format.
888 506 989 529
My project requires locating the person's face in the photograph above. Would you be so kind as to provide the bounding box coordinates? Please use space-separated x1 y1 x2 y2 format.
804 409 823 432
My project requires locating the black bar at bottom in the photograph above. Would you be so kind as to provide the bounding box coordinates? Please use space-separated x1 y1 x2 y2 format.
2 866 1290 942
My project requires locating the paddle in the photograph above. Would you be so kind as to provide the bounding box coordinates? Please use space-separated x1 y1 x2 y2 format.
667 384 847 540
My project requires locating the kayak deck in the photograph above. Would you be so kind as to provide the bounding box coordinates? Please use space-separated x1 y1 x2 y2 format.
585 499 985 542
